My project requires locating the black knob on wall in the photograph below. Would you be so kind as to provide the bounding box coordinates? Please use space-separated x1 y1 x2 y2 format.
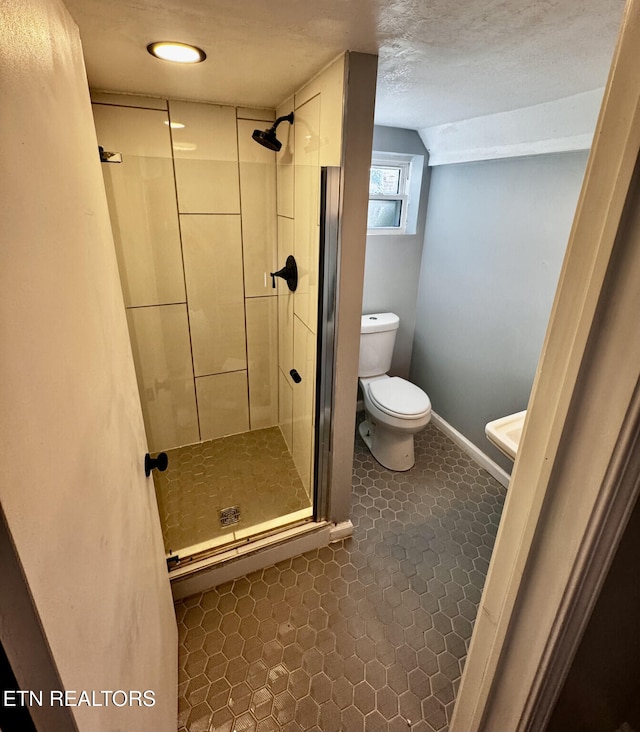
290 369 302 384
145 452 168 477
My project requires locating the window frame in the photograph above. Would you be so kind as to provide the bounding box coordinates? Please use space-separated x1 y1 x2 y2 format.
367 155 412 235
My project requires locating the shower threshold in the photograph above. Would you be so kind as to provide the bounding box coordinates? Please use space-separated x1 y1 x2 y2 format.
169 517 335 600
166 505 313 569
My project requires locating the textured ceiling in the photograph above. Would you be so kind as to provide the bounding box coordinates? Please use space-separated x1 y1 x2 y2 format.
64 0 625 130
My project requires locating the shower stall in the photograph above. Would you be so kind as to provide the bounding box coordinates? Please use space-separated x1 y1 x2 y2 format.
91 60 346 572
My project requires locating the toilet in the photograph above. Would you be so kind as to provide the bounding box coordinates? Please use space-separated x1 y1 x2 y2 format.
358 313 431 471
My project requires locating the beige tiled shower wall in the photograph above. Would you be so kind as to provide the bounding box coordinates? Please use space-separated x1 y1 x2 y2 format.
92 97 279 452
276 55 346 495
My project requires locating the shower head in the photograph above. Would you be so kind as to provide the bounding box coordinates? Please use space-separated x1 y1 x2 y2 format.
252 112 294 152
252 127 281 151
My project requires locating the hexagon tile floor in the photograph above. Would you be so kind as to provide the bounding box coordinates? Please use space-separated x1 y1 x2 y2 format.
175 419 507 732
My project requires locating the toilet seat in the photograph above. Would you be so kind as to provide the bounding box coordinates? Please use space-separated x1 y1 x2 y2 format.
368 377 431 419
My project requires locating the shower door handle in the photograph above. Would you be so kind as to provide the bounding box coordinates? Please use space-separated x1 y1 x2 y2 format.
145 452 168 477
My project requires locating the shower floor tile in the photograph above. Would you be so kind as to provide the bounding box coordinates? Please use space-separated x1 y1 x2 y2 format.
175 419 507 732
153 427 311 555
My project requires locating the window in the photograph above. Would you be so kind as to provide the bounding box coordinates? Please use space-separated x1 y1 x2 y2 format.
367 158 411 233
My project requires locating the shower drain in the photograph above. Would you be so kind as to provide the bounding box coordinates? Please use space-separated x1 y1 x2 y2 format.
219 506 241 527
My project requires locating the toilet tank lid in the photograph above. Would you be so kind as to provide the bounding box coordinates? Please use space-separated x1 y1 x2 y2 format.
361 313 400 334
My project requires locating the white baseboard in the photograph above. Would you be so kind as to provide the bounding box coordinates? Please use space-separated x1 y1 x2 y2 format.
431 411 511 488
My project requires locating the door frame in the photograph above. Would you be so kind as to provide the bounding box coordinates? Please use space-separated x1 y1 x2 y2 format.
451 0 640 728
0 507 78 732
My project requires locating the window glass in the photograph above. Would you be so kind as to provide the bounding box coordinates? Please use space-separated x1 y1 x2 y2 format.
367 199 402 228
369 166 402 196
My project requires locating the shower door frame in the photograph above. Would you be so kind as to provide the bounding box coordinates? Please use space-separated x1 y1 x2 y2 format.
313 166 341 521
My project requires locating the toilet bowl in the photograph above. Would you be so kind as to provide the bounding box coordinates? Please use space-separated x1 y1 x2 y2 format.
359 375 431 471
358 313 431 471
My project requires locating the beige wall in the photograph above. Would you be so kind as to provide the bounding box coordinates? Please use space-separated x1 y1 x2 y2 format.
276 56 347 495
0 0 177 729
93 99 279 451
330 53 379 521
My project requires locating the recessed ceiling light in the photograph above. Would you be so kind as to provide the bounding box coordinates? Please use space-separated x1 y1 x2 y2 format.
147 42 206 64
164 120 185 129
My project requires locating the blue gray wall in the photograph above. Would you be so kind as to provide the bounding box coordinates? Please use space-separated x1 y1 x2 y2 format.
362 126 430 377
410 151 589 471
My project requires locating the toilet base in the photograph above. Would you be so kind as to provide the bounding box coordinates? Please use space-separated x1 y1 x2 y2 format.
359 419 415 472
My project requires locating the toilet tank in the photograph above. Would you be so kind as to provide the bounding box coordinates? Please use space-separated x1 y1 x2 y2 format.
359 313 400 377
